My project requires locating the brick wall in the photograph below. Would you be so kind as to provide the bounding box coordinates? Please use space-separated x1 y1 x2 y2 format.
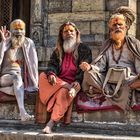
30 0 138 67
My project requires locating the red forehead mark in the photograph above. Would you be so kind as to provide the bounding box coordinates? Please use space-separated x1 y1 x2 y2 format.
112 17 120 24
114 18 119 23
18 22 21 26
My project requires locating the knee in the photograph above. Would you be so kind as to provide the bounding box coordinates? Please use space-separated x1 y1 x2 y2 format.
13 75 18 80
13 74 23 86
57 88 69 99
39 72 47 81
13 73 22 81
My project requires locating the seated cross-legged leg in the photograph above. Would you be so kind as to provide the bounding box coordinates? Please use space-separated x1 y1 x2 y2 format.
43 88 73 134
0 74 34 121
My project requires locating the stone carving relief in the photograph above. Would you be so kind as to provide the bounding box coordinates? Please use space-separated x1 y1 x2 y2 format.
31 0 42 23
31 26 43 47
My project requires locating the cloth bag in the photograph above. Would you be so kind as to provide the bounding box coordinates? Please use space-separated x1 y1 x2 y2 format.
102 67 131 97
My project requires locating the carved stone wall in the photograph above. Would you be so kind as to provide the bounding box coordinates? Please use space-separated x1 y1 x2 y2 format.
30 0 138 67
137 0 140 40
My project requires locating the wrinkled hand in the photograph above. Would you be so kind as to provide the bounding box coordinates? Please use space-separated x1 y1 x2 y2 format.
0 26 11 41
48 75 56 85
79 62 91 71
71 81 81 92
69 81 81 98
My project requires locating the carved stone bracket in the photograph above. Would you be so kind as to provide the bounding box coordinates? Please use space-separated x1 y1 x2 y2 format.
30 0 44 47
30 25 43 47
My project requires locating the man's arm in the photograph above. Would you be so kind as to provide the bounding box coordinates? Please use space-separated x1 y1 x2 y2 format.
45 51 60 76
45 50 60 85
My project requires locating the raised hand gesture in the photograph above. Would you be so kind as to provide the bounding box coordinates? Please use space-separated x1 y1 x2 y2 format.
0 26 11 41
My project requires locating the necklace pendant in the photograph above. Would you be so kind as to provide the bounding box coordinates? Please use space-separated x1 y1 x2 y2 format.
112 44 123 65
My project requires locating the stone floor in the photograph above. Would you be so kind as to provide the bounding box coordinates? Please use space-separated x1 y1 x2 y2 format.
0 119 140 140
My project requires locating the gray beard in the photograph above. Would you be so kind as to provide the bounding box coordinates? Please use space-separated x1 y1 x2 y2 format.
11 35 25 48
63 38 76 53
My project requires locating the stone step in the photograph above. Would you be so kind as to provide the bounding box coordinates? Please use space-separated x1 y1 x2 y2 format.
0 119 140 140
0 92 36 120
1 100 140 124
1 92 140 129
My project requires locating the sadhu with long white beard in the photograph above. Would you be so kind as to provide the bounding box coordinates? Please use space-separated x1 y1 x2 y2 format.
80 6 140 111
0 19 38 121
38 22 92 133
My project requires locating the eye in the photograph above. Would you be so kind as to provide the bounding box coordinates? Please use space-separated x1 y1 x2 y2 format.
112 24 116 27
118 23 123 26
70 30 74 32
63 30 67 33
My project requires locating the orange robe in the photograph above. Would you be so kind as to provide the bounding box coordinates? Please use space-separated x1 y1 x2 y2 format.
38 72 73 124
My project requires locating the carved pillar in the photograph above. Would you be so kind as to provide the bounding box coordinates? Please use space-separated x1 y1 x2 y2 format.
30 0 43 47
136 0 140 40
30 0 49 67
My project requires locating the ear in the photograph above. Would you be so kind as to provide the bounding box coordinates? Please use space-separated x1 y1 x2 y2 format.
125 25 129 30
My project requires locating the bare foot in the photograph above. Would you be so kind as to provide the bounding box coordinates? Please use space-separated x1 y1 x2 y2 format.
42 126 52 134
42 120 55 134
20 113 34 122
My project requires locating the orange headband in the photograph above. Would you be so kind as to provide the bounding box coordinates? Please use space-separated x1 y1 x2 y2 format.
10 19 25 30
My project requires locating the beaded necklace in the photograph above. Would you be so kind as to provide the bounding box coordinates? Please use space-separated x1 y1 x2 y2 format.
112 44 123 64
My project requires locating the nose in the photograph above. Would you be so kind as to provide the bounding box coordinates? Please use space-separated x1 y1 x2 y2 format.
115 24 120 28
66 30 71 34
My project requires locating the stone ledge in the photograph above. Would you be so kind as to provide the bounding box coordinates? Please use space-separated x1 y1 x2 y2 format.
1 130 137 140
0 91 37 104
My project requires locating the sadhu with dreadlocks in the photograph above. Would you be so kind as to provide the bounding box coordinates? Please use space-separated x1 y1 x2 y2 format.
38 22 92 133
80 6 140 111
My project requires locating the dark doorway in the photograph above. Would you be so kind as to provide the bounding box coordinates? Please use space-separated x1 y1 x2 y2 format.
0 0 30 36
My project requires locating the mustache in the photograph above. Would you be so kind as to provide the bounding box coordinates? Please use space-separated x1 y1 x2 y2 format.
114 29 123 33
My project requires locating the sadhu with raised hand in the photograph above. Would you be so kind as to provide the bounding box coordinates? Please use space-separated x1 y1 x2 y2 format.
0 19 38 122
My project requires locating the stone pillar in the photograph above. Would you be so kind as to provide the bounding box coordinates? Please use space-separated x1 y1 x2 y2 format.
30 0 43 47
137 0 140 40
30 0 49 67
127 0 137 36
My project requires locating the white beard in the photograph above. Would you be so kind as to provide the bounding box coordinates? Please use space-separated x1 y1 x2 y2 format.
11 35 25 48
63 38 76 53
